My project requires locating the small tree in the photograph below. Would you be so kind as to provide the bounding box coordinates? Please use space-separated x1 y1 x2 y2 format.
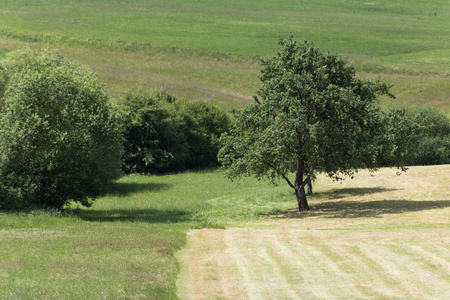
218 36 395 212
0 48 122 210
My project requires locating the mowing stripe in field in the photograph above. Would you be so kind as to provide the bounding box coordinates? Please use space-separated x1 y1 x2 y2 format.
177 226 450 299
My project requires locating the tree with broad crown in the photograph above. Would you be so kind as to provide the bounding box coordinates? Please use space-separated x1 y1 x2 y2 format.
218 36 395 212
0 48 122 211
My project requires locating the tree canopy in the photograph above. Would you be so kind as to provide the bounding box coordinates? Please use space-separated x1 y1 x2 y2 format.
0 48 122 210
218 36 397 211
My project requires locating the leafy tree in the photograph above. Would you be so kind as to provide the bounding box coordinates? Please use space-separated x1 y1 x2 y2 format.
376 108 449 167
404 108 449 165
218 36 396 212
0 48 122 210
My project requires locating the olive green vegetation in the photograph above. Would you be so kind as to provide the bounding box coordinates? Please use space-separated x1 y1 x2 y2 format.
0 0 449 113
0 48 123 211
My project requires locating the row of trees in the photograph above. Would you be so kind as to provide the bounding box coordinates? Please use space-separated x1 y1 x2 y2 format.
0 48 230 211
0 39 448 212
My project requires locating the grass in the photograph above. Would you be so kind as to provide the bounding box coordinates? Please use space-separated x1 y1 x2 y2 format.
177 165 450 299
0 1 449 298
1 166 449 299
0 171 294 299
0 0 449 113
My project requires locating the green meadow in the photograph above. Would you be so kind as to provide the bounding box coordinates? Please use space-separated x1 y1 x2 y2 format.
0 171 295 299
0 0 449 299
0 0 449 112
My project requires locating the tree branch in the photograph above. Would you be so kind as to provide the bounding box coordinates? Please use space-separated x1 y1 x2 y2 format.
261 157 295 190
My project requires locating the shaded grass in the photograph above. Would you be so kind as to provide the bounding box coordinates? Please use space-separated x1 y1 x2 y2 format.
279 199 450 219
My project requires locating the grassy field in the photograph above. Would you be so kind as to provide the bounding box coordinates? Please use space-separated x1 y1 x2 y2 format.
0 1 449 299
0 171 295 299
0 0 449 112
178 165 450 299
1 166 448 299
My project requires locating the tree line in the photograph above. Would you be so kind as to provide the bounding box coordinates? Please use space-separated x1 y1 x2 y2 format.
0 41 448 212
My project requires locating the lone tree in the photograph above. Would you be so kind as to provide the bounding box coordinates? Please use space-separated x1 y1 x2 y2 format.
218 36 395 212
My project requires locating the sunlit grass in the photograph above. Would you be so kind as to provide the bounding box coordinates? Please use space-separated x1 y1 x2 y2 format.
1 166 449 299
177 165 450 299
0 170 293 299
0 0 449 112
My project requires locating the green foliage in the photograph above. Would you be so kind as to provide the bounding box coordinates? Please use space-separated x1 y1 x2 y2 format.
0 48 123 211
168 96 231 169
121 91 185 174
218 36 395 211
377 108 450 167
406 108 450 165
121 90 230 174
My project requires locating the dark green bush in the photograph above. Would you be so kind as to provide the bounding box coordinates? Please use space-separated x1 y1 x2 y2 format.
0 48 123 211
405 108 450 166
376 107 449 167
168 96 231 170
121 90 230 174
121 91 186 174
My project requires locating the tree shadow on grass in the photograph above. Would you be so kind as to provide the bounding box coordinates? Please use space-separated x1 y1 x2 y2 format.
78 208 191 223
78 181 185 223
107 181 172 197
278 199 450 219
311 187 398 200
271 187 450 219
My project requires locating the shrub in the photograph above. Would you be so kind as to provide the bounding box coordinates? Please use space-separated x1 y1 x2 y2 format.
168 96 231 170
376 107 450 167
121 91 186 174
0 48 123 211
121 90 230 174
405 108 450 165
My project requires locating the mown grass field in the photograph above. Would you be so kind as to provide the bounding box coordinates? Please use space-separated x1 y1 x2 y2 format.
0 0 449 113
178 165 450 299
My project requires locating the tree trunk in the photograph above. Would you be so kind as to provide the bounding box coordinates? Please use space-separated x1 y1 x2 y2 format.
296 186 309 212
295 159 310 212
306 177 312 195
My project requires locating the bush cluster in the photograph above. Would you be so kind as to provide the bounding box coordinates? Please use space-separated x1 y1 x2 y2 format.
121 90 230 174
404 108 449 166
376 107 449 167
0 48 231 211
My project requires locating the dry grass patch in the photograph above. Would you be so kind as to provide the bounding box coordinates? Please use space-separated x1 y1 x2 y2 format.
177 165 450 299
